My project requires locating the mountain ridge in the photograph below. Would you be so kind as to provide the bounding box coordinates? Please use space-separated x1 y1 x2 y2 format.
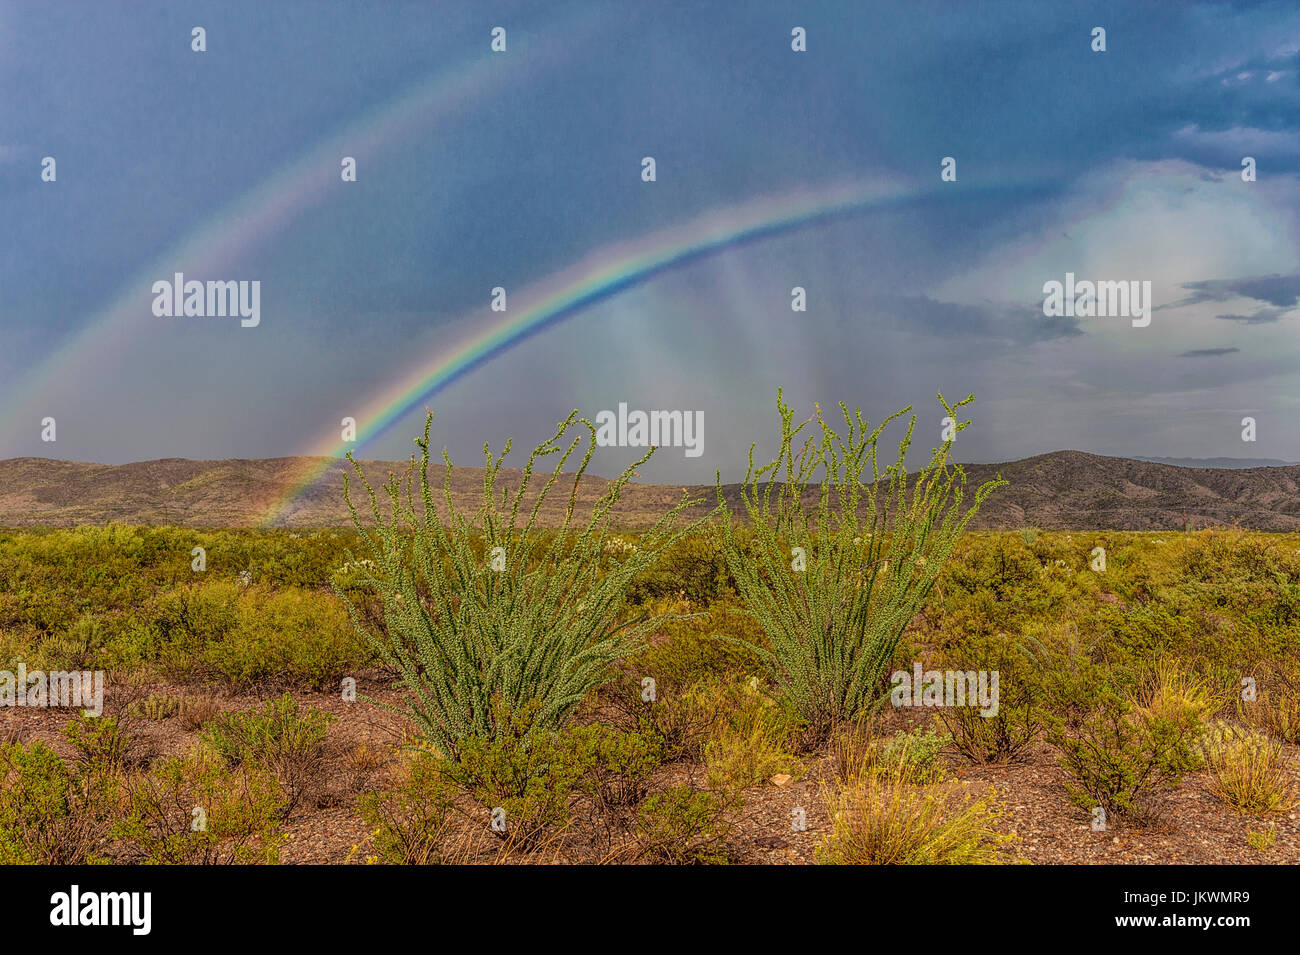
4 450 1300 530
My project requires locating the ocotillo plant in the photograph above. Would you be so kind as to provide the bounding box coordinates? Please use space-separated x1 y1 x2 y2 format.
334 411 706 759
716 390 1005 745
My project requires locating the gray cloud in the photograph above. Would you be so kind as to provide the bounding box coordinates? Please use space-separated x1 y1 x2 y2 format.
873 294 1082 344
1216 306 1292 324
1177 347 1240 357
1168 273 1300 310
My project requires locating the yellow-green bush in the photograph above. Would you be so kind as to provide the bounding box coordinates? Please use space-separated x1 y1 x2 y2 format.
1198 721 1296 814
0 738 121 864
116 746 285 864
635 785 733 864
816 766 1009 865
702 679 803 791
358 749 461 865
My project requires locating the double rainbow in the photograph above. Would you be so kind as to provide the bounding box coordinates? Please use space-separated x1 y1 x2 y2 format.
258 179 937 524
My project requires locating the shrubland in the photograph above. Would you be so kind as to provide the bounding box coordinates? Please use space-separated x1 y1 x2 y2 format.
2 401 1298 863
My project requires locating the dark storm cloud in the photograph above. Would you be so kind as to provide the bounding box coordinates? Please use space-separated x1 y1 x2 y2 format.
1165 274 1300 310
1177 347 1240 357
2 0 1299 476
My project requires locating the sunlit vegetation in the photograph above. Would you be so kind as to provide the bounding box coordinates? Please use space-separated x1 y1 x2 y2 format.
3 513 1298 862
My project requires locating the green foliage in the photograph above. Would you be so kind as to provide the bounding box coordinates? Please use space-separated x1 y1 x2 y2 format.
834 721 950 785
117 746 285 864
570 723 664 809
202 693 334 766
218 587 368 689
0 738 120 864
335 410 709 756
935 631 1040 763
62 714 132 774
1247 828 1276 852
624 597 767 689
0 526 371 687
606 600 768 762
358 749 460 864
442 699 594 847
118 582 368 689
1045 660 1210 821
716 390 1004 743
1198 721 1296 814
874 726 951 783
605 675 717 764
635 785 732 864
627 532 733 606
201 693 336 816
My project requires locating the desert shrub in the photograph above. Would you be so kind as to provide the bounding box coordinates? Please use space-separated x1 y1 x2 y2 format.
1090 604 1215 676
717 391 1003 744
103 580 368 689
34 615 108 670
1247 828 1276 852
570 724 664 809
358 749 461 865
816 767 1008 865
565 723 665 855
111 581 242 678
605 673 721 763
936 632 1041 763
832 716 877 784
201 693 335 816
117 746 285 864
945 534 1044 601
0 739 121 864
703 680 803 792
605 604 767 761
214 587 369 689
1047 661 1210 821
1135 661 1220 731
62 714 132 774
835 722 949 785
442 700 594 848
874 726 951 783
635 785 732 864
1197 722 1296 814
178 693 221 731
126 693 181 721
335 411 707 757
939 695 1037 765
1243 669 1300 744
622 597 767 692
627 532 732 605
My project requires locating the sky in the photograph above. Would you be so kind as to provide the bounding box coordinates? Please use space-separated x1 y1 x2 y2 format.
2 0 1299 485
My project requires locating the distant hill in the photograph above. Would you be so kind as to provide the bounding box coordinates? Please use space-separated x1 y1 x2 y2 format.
1135 456 1297 469
4 450 1300 530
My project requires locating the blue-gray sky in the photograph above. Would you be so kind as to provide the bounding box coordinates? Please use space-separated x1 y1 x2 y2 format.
2 0 1299 483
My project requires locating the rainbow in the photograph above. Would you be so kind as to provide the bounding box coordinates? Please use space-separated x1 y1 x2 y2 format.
258 177 1019 525
0 15 597 453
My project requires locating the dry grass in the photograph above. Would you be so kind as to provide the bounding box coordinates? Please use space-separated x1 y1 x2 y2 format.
1198 721 1297 814
815 761 1011 865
